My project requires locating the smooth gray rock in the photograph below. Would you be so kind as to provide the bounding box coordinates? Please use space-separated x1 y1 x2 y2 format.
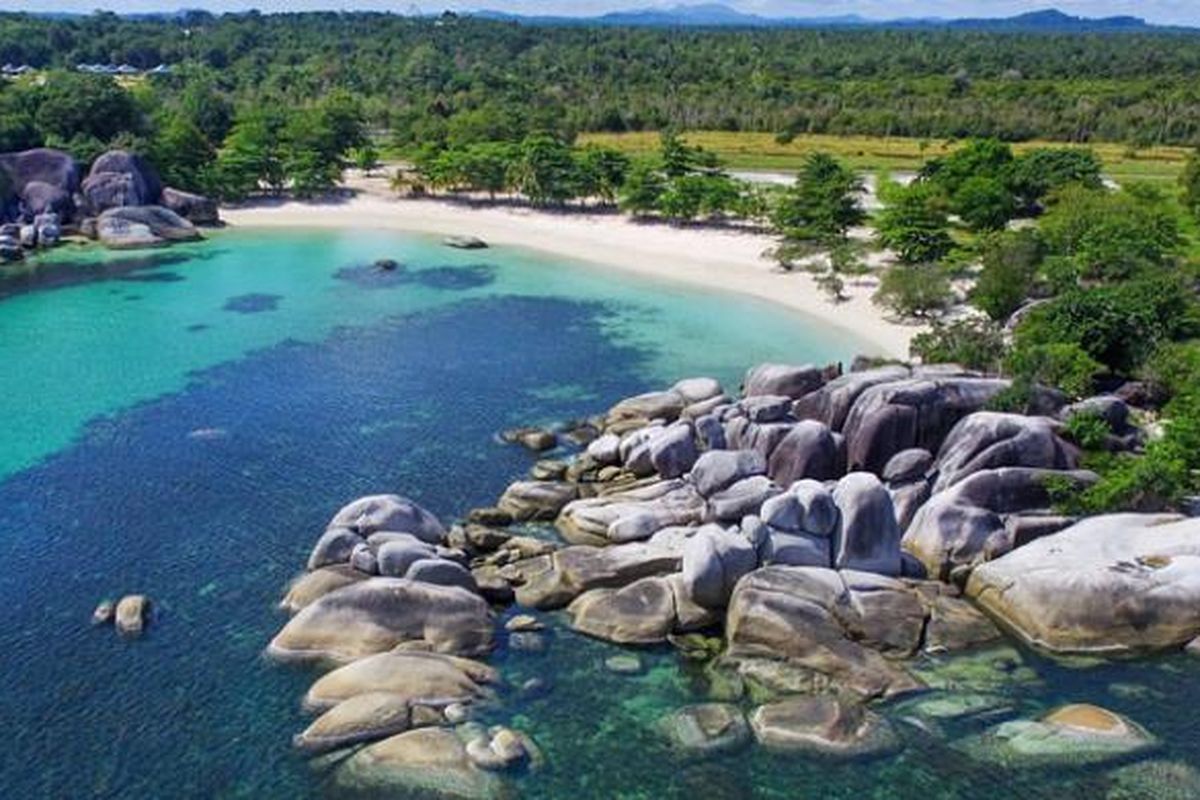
515 542 684 609
832 473 902 576
161 186 219 224
767 420 841 486
744 363 833 400
376 539 436 578
87 150 162 205
95 205 199 249
903 467 1096 580
673 377 723 404
750 696 900 758
650 423 698 479
883 448 934 485
497 480 578 522
350 542 379 575
309 527 366 570
967 514 1200 654
762 530 832 568
19 180 74 221
608 391 685 426
690 449 767 498
760 492 803 532
267 578 494 662
0 148 80 196
694 414 726 450
405 559 479 594
330 495 446 543
1059 395 1130 430
681 524 759 608
661 703 751 756
793 365 911 431
568 576 678 644
740 395 793 423
708 475 781 523
586 433 622 465
791 480 840 537
932 412 1077 494
841 377 1011 475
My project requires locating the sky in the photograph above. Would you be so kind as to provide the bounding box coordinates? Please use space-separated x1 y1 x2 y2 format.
0 1 1195 25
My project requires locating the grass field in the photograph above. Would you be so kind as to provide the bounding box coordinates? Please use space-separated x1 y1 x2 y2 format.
578 131 1192 186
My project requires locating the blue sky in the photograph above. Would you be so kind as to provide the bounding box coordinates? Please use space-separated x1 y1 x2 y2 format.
0 1 1195 25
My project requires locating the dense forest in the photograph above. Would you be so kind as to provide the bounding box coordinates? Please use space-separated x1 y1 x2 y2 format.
2 11 1200 148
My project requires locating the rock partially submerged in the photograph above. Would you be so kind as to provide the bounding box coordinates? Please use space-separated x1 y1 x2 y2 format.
267 578 494 662
967 514 1200 654
96 205 200 249
114 594 151 637
960 704 1156 766
444 235 488 250
750 696 900 758
334 728 505 799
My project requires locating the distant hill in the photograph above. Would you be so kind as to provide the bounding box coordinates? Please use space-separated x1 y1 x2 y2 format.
473 4 1179 32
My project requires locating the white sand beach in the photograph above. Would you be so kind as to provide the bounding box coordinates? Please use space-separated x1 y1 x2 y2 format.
221 175 923 359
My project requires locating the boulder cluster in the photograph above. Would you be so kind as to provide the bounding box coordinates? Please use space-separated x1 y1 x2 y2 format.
0 147 218 260
268 359 1200 792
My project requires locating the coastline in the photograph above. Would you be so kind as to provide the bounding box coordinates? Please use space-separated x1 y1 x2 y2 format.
220 181 922 360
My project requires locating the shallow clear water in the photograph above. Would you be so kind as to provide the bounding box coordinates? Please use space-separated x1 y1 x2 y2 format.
0 229 1195 799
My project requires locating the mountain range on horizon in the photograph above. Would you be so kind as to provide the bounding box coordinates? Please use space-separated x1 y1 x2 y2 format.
471 4 1178 32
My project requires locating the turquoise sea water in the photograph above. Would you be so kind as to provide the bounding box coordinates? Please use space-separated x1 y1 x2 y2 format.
0 228 1196 799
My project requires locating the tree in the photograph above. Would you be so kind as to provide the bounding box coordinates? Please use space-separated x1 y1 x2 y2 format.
771 152 864 244
1009 147 1103 209
1006 341 1102 398
874 263 953 318
509 134 577 206
1180 149 1200 221
619 161 666 216
32 71 145 146
214 110 284 200
1039 185 1180 286
876 183 954 264
921 138 1013 195
970 229 1044 321
151 110 215 192
952 176 1017 231
282 111 341 198
573 146 630 205
352 142 381 176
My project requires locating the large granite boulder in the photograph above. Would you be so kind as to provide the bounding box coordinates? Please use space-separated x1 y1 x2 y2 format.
743 363 835 399
766 420 842 486
19 180 74 221
932 412 1078 493
303 650 496 711
84 150 162 212
281 565 368 612
793 365 911 431
294 691 415 754
334 728 504 800
161 186 219 225
680 523 759 607
966 514 1200 654
497 480 578 522
649 422 699 479
556 479 703 545
903 467 1096 581
329 495 447 543
841 376 1012 474
515 541 684 609
95 205 200 249
567 576 678 644
723 567 925 699
832 472 902 576
690 450 767 498
266 578 494 662
0 148 81 197
750 696 900 758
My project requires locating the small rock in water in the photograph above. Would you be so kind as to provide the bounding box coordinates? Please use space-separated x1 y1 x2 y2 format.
466 507 514 527
374 258 400 271
444 702 472 724
531 459 569 481
91 600 116 626
443 235 488 250
519 677 550 698
505 614 544 632
604 654 643 675
114 594 151 637
508 632 548 654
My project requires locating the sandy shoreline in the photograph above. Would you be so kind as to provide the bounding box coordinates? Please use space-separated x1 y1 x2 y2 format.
220 188 921 360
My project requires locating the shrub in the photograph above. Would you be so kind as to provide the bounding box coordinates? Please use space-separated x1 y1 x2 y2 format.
1006 341 1102 399
953 176 1018 231
874 263 953 318
911 318 1006 371
970 229 1044 321
876 182 954 264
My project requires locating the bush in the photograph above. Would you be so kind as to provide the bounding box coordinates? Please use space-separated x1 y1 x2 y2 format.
1014 276 1200 375
876 182 955 264
952 176 1017 231
910 318 1006 371
1008 147 1103 208
1006 341 1102 399
969 229 1044 321
1062 411 1112 451
874 262 953 318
